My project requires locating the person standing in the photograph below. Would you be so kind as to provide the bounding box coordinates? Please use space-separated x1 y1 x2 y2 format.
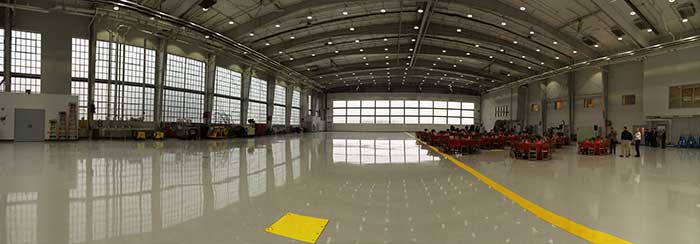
661 129 667 149
634 128 642 157
620 127 633 157
608 127 617 154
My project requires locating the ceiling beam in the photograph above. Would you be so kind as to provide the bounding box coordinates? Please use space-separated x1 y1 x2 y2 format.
260 22 564 66
226 0 595 58
452 0 598 57
590 0 649 47
282 44 534 75
306 58 510 82
409 0 434 67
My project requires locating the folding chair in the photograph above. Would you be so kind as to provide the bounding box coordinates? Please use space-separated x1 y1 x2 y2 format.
528 144 538 160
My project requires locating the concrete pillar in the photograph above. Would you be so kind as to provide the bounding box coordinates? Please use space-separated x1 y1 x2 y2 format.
204 53 216 125
540 81 547 130
266 77 277 125
602 65 610 136
87 21 97 137
300 88 309 128
568 72 576 136
153 38 167 126
240 67 253 124
285 85 293 130
3 7 12 92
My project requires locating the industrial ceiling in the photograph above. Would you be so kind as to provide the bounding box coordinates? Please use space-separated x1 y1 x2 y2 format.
53 0 700 93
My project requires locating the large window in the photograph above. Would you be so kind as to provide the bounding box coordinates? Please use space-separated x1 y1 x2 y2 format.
70 38 156 121
333 99 476 125
291 90 301 125
71 81 88 119
11 30 42 75
213 67 242 124
163 54 205 122
272 85 286 125
669 84 700 108
0 29 42 93
247 77 268 123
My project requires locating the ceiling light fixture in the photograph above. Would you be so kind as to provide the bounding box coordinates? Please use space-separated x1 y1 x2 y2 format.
380 9 386 13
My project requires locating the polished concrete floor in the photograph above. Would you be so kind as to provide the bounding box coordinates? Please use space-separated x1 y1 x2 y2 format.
0 132 698 244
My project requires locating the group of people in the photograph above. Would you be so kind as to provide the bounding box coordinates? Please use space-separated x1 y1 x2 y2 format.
644 128 666 149
606 127 642 158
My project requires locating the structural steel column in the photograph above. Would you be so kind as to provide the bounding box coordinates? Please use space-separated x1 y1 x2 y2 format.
240 67 252 124
568 72 576 136
285 85 293 130
87 20 97 138
266 77 277 125
540 81 548 130
204 53 216 125
602 65 610 136
3 6 12 92
153 38 167 126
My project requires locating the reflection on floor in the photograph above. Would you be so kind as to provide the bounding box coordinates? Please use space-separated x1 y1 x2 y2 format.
0 132 698 244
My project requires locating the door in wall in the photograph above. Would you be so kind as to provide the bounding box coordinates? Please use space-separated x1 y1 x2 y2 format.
14 109 45 142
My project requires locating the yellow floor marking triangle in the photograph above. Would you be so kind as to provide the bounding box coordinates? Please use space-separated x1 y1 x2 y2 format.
266 212 329 243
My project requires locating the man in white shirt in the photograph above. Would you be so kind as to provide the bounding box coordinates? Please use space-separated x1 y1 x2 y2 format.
634 128 642 157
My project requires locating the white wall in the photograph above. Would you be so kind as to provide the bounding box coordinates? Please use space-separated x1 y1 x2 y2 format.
481 87 520 131
643 47 700 117
573 67 605 138
0 93 79 140
327 92 480 132
608 61 645 129
544 76 570 127
526 82 543 127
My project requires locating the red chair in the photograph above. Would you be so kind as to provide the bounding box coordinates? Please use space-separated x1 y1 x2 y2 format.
541 143 551 160
528 143 538 160
448 137 461 153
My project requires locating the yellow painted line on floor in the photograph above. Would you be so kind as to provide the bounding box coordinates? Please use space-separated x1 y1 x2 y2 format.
405 132 632 244
266 212 329 243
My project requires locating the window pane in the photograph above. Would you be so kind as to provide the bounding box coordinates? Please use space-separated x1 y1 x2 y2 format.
448 117 461 125
376 100 390 107
390 109 404 116
391 100 404 107
462 102 475 110
462 110 475 117
333 117 346 124
362 100 375 107
390 117 404 124
434 109 447 116
361 117 375 124
405 109 418 116
347 109 361 116
434 101 447 108
376 109 390 116
347 100 361 107
375 117 390 124
448 102 461 109
405 117 419 124
405 100 419 107
333 109 346 116
419 117 432 124
420 101 433 108
333 101 346 108
347 117 360 124
433 117 447 124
